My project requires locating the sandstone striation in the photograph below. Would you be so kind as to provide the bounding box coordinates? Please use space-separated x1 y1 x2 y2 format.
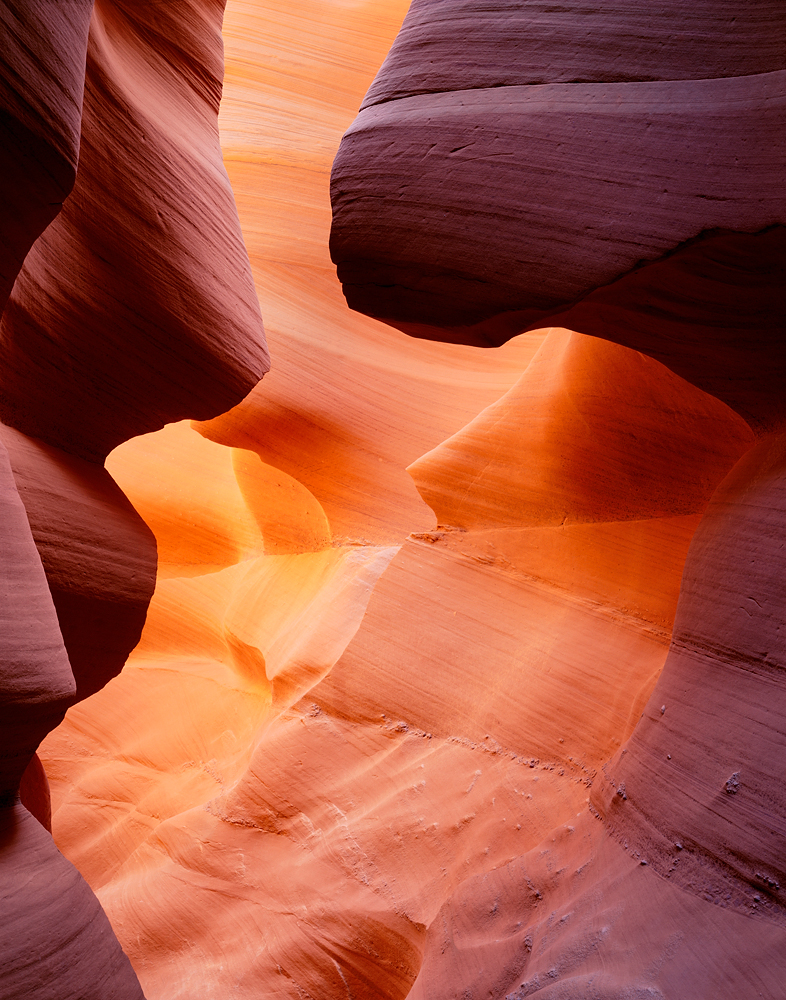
0 0 269 462
327 0 786 996
593 431 786 919
0 804 144 1000
1 0 268 997
3 1 784 998
0 423 157 701
0 440 73 805
330 3 786 434
0 1 92 313
409 329 754 530
363 0 784 103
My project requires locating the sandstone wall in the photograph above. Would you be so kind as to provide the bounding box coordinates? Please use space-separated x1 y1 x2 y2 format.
2 2 783 998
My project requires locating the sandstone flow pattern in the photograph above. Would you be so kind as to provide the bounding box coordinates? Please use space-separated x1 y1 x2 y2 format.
1 2 784 999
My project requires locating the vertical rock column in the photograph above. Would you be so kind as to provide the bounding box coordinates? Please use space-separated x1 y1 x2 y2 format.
0 439 146 998
593 430 786 920
0 0 270 997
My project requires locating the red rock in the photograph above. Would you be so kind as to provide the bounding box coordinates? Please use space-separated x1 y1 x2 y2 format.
18 755 52 833
0 1 92 312
409 329 753 529
409 812 786 999
0 0 269 462
0 804 144 1000
364 0 784 108
0 423 156 701
7 0 782 996
63 319 753 996
402 438 786 999
592 431 786 922
0 2 272 997
325 2 786 995
330 5 786 439
558 227 786 432
0 437 73 801
331 76 784 361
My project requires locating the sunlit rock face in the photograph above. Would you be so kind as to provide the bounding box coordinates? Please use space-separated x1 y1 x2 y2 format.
2 3 782 1000
328 1 786 997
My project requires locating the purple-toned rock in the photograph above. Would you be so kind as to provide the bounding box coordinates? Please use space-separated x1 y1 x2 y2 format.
0 0 269 462
0 1 92 313
0 438 73 802
0 424 157 701
592 430 786 922
0 804 144 1000
364 0 784 107
18 754 52 832
330 3 785 430
330 3 786 995
0 2 271 997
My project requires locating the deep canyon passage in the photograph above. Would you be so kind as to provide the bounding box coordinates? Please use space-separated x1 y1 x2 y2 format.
1 2 784 998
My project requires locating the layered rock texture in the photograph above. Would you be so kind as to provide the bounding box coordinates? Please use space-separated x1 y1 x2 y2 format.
1 1 783 999
1 1 267 997
331 3 785 411
328 1 786 997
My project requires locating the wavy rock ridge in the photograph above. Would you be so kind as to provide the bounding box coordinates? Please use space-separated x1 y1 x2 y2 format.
1 1 267 997
2 1 784 999
330 1 786 997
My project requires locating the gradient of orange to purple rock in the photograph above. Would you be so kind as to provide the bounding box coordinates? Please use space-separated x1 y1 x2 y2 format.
1 0 268 997
329 1 786 996
0 2 782 999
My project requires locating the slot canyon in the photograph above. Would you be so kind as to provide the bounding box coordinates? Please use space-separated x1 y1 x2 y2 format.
1 1 784 997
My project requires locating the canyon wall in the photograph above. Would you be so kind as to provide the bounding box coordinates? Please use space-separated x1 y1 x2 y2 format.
1 2 783 999
330 1 786 997
1 1 267 997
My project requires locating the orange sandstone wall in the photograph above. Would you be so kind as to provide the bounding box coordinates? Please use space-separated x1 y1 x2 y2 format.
1 2 780 999
329 2 786 998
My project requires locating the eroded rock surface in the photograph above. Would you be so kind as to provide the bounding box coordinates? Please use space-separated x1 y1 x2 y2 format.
0 0 269 462
327 1 786 997
0 1 92 312
330 4 786 435
3 1 783 998
1 1 268 997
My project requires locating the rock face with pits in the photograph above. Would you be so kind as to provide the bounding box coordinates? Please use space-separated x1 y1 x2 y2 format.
328 0 786 995
2 1 784 998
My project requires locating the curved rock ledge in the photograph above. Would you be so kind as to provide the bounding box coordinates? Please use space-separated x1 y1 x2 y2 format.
2 1 784 998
